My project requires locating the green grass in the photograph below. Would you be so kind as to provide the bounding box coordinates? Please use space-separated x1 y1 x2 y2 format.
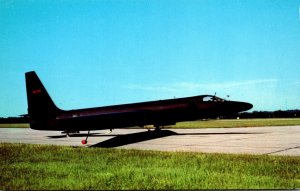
1 143 299 190
0 123 29 128
166 118 300 128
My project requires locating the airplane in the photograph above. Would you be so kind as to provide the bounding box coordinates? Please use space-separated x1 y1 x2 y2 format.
25 71 253 144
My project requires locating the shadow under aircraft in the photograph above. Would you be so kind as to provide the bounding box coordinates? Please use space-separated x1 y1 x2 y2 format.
90 130 262 148
25 71 253 144
46 129 261 148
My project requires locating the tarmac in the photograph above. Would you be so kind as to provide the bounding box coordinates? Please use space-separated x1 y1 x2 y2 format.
1 126 300 156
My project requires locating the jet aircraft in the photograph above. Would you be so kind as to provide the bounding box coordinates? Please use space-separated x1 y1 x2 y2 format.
25 71 253 144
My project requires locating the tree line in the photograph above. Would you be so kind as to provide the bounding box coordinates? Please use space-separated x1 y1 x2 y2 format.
238 109 300 119
0 109 299 123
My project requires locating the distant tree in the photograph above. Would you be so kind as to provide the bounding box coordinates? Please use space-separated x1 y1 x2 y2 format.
238 110 300 119
0 116 29 123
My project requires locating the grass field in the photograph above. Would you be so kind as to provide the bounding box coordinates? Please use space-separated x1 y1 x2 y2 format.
1 118 300 129
0 123 29 128
167 118 300 128
1 143 299 190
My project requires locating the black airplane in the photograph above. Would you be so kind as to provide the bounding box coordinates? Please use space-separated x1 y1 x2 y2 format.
25 71 253 144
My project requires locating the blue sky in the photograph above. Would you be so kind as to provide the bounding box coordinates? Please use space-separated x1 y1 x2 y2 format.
1 0 300 117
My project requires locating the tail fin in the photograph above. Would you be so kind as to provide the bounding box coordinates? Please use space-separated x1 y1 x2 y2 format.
25 71 60 129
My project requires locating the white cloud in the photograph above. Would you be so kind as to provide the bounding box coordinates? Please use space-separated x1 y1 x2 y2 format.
124 79 279 93
124 84 177 92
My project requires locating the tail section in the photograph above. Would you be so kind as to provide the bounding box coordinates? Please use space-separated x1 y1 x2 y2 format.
25 71 61 130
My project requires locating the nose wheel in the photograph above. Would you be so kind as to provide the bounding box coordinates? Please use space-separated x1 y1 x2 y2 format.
81 130 90 145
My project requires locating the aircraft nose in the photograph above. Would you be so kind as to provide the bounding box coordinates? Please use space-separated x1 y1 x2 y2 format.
239 102 253 112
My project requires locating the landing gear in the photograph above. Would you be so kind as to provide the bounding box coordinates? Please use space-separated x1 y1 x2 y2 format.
81 130 90 145
155 125 161 131
144 125 162 132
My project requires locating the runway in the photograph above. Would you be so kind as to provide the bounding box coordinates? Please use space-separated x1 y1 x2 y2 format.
1 126 299 156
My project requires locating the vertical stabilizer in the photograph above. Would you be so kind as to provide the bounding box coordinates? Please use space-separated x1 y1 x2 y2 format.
25 71 60 129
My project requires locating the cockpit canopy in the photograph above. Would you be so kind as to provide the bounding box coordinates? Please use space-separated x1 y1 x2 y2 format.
202 95 225 102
